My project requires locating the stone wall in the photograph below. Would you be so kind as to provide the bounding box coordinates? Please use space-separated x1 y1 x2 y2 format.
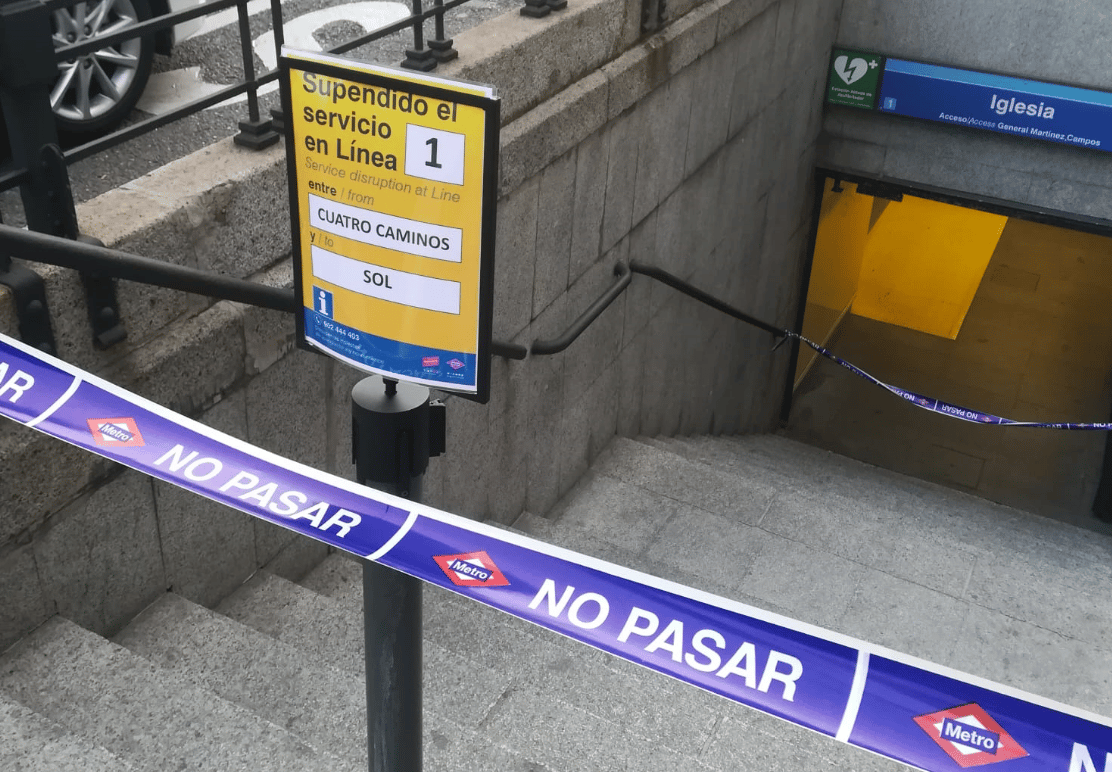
0 0 839 649
825 0 1112 222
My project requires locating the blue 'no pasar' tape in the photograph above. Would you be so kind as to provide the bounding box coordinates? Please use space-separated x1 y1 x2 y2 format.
1 332 1109 771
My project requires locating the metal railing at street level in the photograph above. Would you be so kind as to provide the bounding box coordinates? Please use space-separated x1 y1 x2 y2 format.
0 0 566 353
4 0 567 179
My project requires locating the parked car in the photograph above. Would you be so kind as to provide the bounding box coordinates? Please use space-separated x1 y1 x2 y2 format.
50 0 208 138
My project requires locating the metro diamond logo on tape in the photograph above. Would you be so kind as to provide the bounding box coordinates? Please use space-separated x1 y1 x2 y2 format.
913 703 1028 767
448 358 465 371
434 551 509 588
87 417 145 448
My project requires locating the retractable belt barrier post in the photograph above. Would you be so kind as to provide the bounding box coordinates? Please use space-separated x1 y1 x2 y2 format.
352 376 443 772
1 331 1111 772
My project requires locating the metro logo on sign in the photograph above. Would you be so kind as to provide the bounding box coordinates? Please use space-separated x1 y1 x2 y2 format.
434 551 509 588
87 417 145 448
913 703 1029 767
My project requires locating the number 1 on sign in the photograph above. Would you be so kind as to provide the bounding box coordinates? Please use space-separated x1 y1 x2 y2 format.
426 138 442 169
405 124 465 185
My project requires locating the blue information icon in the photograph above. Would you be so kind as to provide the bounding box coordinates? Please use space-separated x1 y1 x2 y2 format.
313 286 333 318
883 97 897 111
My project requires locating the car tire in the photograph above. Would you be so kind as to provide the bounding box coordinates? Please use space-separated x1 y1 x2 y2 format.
50 0 155 139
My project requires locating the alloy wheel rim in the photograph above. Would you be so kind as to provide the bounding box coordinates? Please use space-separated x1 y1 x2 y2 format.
50 0 144 122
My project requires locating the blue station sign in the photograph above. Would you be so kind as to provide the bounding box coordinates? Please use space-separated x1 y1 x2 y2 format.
828 48 1112 153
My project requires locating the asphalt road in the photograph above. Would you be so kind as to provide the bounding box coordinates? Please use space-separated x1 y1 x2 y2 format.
1 0 521 227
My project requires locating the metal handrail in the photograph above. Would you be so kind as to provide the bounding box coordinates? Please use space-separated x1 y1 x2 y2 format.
528 260 786 357
0 225 295 310
628 261 786 338
530 262 631 355
0 223 791 362
0 224 527 357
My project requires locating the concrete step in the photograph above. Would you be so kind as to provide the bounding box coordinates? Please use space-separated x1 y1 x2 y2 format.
113 592 368 768
674 433 1112 570
0 616 359 772
298 551 601 679
508 510 556 540
215 570 516 733
584 435 1112 717
301 553 576 658
297 553 723 767
217 570 365 673
218 571 539 771
652 432 926 506
587 435 779 526
0 692 134 772
646 433 1034 566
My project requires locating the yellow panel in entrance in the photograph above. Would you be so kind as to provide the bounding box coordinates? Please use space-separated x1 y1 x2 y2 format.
852 196 1007 340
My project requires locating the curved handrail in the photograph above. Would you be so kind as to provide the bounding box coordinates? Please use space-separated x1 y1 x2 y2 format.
628 260 786 339
0 222 786 361
529 259 787 358
530 262 632 356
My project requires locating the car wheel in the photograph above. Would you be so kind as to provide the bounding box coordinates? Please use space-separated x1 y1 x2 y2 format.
50 0 155 139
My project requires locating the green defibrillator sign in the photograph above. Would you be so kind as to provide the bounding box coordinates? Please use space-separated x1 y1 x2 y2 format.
826 48 885 109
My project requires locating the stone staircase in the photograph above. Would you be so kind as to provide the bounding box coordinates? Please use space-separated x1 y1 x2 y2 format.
4 434 1112 771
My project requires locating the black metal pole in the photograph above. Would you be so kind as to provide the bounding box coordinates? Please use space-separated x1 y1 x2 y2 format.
0 0 68 236
352 376 441 772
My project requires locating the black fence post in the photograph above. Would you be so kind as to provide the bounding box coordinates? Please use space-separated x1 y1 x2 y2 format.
0 0 66 236
0 2 63 353
0 1 127 350
401 0 437 71
233 0 280 149
352 376 446 772
427 0 457 64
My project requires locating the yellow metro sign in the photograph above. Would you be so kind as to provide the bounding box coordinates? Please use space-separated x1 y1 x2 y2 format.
280 48 499 401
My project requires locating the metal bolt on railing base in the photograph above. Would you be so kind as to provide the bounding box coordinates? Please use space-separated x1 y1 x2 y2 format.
0 259 56 356
520 0 551 18
234 119 282 150
401 47 438 71
428 38 458 63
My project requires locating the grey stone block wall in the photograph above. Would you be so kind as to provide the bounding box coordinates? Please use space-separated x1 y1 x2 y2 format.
0 0 837 649
826 0 1112 221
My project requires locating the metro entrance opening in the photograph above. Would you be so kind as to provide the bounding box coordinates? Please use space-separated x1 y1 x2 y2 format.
788 173 1112 534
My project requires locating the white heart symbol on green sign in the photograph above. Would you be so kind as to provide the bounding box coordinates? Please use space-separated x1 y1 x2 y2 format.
835 55 869 85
